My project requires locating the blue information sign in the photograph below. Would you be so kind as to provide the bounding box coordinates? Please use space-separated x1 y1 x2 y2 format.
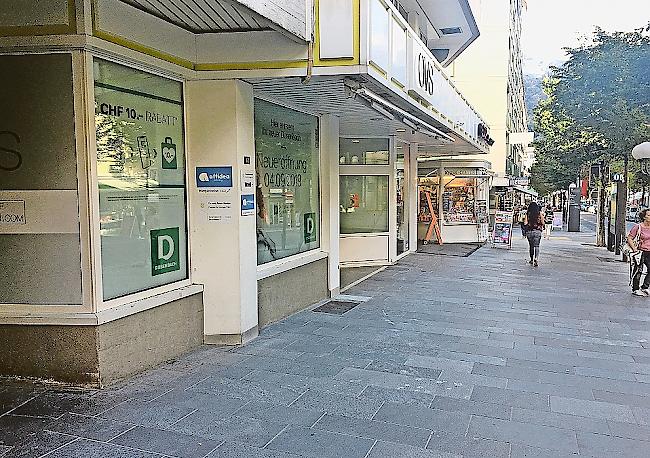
196 166 233 188
241 194 255 216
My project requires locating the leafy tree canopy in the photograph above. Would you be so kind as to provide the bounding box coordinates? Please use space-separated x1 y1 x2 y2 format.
530 25 650 194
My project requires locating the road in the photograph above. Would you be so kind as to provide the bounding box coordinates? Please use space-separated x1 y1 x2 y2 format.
579 212 635 235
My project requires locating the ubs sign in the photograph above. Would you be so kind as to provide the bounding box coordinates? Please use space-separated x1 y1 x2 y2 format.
417 53 435 96
408 40 438 106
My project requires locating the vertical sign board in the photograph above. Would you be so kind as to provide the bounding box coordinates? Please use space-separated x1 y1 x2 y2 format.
552 212 563 230
492 211 514 249
241 194 255 216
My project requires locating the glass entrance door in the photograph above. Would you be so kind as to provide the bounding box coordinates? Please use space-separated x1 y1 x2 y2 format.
396 145 409 255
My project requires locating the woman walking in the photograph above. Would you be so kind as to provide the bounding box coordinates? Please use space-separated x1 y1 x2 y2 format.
525 202 544 266
627 209 650 296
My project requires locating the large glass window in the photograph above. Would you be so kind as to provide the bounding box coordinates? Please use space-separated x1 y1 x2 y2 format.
254 99 320 264
94 59 187 300
340 175 389 234
339 138 389 165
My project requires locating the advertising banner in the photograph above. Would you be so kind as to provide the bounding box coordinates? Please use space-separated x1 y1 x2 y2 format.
492 211 514 248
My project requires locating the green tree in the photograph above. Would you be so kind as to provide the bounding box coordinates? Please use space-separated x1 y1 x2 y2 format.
530 26 649 245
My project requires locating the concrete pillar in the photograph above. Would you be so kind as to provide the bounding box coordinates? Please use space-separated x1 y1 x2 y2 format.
319 115 341 296
185 79 258 344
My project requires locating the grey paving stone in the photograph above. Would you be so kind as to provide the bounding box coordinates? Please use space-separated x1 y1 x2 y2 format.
1 430 77 458
632 406 650 425
510 443 586 458
470 386 549 411
365 359 443 380
357 386 434 408
574 366 638 381
467 415 578 453
435 350 506 366
45 438 164 457
313 413 431 448
9 391 91 419
149 389 248 417
505 379 595 400
243 369 366 396
189 376 303 405
593 390 650 409
205 441 302 457
334 367 472 399
511 407 610 434
372 402 470 434
167 410 286 447
435 370 507 390
550 396 636 423
405 356 474 373
577 349 636 362
427 430 510 458
607 420 650 441
233 400 324 427
430 396 511 421
98 400 196 429
110 425 220 458
45 412 133 442
290 389 382 420
0 415 50 447
506 358 575 375
265 426 374 458
577 431 650 457
367 441 460 458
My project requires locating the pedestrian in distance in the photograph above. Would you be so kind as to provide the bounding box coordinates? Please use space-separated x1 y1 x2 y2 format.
627 209 650 296
543 204 553 239
518 207 527 238
524 202 544 266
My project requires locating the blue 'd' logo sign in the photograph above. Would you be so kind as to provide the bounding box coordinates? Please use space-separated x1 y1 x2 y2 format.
196 166 233 188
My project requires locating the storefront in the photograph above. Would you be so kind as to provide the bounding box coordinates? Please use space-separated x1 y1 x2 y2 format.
417 160 491 244
1 0 490 385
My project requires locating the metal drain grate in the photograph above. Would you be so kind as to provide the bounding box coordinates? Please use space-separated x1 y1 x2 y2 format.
597 256 619 263
313 300 360 315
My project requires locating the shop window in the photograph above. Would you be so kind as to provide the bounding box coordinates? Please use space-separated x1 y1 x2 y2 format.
339 138 389 165
254 99 320 265
94 59 188 300
340 175 389 234
443 177 478 224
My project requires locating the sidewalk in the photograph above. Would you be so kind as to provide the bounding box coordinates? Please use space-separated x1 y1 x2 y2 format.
2 230 650 457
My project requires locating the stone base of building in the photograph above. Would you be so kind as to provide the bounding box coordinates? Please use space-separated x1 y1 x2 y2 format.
204 325 259 346
257 258 329 329
0 293 203 387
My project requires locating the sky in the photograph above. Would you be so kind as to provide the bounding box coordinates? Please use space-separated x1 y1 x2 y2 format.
521 0 650 75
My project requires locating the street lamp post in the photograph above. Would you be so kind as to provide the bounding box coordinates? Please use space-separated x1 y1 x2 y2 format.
632 142 650 174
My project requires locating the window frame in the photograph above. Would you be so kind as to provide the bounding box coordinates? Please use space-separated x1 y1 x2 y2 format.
253 96 324 271
87 54 192 312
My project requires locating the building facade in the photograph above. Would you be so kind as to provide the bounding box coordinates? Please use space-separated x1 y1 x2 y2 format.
444 0 528 179
0 0 490 385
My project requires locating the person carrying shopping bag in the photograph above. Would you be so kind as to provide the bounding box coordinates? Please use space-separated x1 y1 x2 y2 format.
627 209 650 296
